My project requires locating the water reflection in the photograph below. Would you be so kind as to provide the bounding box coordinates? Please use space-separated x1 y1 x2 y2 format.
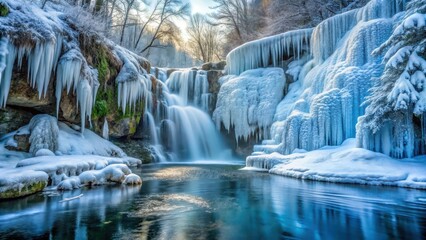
1 164 426 239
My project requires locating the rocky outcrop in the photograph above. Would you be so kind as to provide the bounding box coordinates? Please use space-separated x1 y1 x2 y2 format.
202 61 227 71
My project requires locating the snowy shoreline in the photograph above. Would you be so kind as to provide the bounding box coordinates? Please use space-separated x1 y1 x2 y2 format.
245 139 426 189
0 155 142 199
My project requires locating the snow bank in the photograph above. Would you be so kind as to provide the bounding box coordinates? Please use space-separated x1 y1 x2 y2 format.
0 154 142 198
246 139 426 189
213 68 285 143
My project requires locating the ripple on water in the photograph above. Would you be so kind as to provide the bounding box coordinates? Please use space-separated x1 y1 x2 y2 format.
142 166 269 182
127 193 211 218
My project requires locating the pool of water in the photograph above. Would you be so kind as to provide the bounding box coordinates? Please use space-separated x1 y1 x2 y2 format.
1 163 426 239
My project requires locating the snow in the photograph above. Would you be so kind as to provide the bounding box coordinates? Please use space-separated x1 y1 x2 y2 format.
357 2 426 158
213 68 285 143
246 139 426 189
123 173 142 185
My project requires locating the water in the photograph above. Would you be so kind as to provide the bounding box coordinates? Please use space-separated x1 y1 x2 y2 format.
1 163 426 239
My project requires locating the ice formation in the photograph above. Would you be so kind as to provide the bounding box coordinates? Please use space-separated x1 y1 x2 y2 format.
213 68 285 143
357 0 426 158
0 0 156 133
220 0 409 159
3 114 127 158
28 115 59 155
0 155 142 197
102 118 109 140
226 29 313 75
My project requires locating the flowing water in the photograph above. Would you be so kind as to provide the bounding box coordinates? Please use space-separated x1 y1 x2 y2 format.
1 163 426 239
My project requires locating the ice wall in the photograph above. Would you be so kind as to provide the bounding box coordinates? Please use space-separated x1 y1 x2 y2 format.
220 0 410 157
213 68 285 143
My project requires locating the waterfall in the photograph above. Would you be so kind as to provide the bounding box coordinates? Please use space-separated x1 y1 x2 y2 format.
143 69 227 162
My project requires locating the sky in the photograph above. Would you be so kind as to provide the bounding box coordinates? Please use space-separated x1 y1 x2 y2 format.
190 0 215 15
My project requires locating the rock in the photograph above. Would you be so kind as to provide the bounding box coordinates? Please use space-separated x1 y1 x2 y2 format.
205 70 223 115
5 134 30 152
207 70 223 94
110 118 131 138
59 92 79 124
0 107 33 136
201 61 227 71
167 68 178 77
0 180 47 200
7 69 55 112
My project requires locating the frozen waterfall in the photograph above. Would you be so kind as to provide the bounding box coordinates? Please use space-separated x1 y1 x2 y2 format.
217 0 411 158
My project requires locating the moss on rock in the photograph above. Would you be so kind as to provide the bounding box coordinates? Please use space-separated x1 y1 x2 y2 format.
0 181 47 200
0 3 9 17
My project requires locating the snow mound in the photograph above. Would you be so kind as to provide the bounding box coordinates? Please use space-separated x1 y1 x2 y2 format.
213 68 285 143
123 173 142 185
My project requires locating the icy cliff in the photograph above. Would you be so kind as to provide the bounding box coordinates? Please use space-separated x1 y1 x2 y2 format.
218 0 411 156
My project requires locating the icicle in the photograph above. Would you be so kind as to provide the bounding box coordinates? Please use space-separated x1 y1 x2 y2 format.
77 79 93 133
102 118 109 140
225 29 313 75
55 49 83 117
27 36 62 99
213 68 285 142
0 38 17 108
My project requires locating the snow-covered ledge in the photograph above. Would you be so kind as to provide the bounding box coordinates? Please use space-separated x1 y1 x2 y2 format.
0 115 142 199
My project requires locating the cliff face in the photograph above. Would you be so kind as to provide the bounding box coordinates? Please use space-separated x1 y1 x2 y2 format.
0 0 152 138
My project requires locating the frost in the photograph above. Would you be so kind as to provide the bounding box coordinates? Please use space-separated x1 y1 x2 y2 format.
213 68 285 143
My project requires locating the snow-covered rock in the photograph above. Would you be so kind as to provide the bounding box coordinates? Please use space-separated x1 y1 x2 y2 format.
123 173 142 185
0 154 142 198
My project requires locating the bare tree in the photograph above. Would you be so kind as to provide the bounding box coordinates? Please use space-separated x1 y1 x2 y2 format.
138 0 190 54
210 0 266 53
187 14 223 63
263 0 369 36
